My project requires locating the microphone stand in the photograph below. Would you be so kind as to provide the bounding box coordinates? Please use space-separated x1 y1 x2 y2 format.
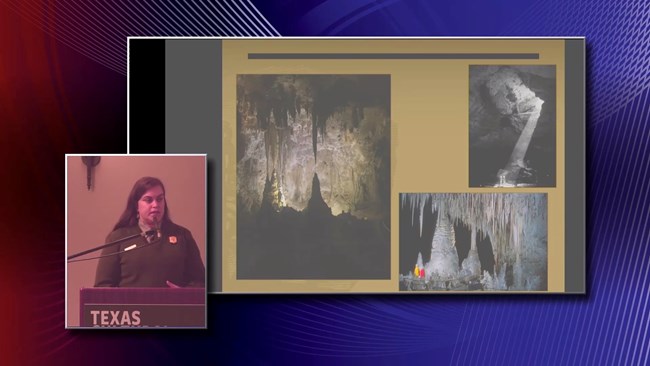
67 230 156 261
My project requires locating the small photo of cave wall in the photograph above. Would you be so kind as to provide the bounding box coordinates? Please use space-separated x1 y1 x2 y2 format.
236 75 391 279
469 65 556 187
399 193 548 291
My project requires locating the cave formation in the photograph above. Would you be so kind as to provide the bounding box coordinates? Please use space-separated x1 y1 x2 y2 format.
236 75 391 279
237 75 390 218
469 66 556 187
400 193 547 291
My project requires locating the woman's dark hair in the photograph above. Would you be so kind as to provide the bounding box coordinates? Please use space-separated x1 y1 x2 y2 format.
112 177 172 231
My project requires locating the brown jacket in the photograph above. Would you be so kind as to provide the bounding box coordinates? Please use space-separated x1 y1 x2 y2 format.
95 222 205 288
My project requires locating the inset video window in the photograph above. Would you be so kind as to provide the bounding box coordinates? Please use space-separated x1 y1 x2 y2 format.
66 155 207 328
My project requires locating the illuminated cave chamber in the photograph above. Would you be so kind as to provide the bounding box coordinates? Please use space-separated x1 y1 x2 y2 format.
400 193 547 291
469 66 556 187
236 75 391 280
237 75 390 219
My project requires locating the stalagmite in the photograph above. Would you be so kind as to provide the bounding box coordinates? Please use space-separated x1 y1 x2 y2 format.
401 193 547 290
424 210 459 279
461 225 480 277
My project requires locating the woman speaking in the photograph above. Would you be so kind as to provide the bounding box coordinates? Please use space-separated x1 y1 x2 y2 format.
94 177 205 288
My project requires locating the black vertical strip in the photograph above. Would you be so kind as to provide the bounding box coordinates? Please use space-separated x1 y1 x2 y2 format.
565 39 586 293
129 39 166 153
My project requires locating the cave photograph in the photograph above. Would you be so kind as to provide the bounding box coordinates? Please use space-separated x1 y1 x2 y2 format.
399 193 547 291
469 65 556 187
236 75 391 279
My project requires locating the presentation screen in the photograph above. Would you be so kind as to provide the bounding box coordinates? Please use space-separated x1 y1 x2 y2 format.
128 38 585 294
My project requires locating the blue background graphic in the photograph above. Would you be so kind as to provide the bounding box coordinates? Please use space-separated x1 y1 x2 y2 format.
0 0 648 364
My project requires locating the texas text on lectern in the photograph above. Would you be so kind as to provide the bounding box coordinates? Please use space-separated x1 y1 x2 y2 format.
80 287 205 328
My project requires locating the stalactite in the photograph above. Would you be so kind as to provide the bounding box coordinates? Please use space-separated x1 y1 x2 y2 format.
471 226 476 250
411 195 416 227
312 113 318 162
240 75 389 166
419 197 425 238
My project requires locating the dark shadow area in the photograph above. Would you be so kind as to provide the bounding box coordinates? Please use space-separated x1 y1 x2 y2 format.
238 174 390 279
477 230 495 274
454 221 471 267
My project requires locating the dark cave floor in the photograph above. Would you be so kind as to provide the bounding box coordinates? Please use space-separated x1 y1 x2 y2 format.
237 207 390 279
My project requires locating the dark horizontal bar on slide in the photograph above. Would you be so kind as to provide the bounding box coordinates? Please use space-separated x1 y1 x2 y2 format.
248 53 539 59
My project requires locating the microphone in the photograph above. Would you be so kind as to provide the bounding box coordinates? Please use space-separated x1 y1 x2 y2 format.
68 217 163 261
68 228 156 260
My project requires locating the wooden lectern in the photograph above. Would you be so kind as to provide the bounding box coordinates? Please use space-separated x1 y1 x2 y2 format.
79 287 205 328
